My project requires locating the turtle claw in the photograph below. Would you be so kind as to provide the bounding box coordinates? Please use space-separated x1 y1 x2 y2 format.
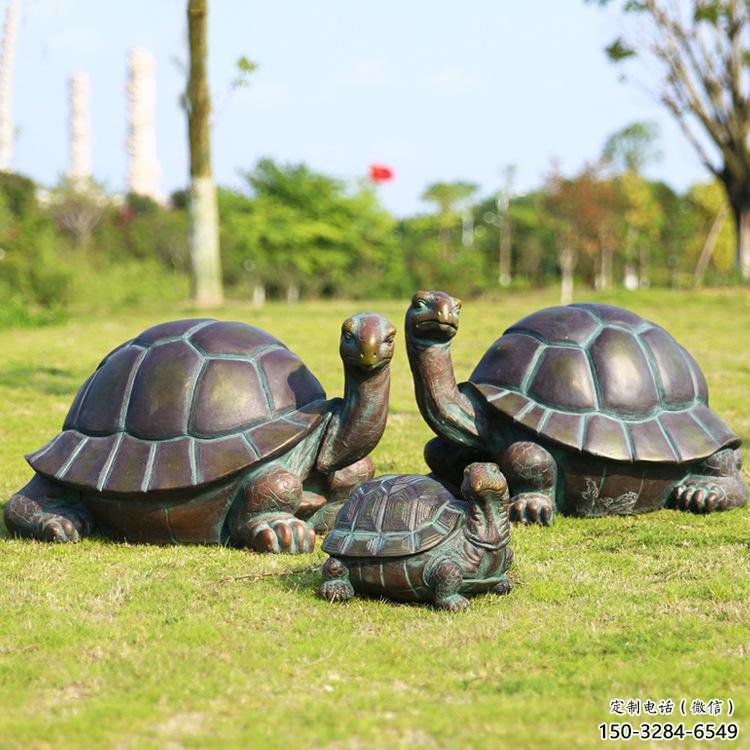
318 579 354 602
243 514 316 554
435 594 470 612
672 481 726 514
509 493 554 525
41 516 81 543
492 578 513 596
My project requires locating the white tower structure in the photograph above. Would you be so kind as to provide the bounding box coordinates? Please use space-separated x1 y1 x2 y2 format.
67 72 92 186
0 0 19 171
126 47 160 200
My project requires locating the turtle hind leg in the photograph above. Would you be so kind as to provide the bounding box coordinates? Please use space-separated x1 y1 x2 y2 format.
501 442 557 526
318 557 354 602
3 474 92 543
670 448 748 514
426 559 469 612
231 469 316 554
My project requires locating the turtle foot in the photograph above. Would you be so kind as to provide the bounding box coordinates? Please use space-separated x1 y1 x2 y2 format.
240 513 316 554
492 577 513 596
318 578 354 602
435 594 470 612
670 476 745 513
509 492 553 525
3 476 91 543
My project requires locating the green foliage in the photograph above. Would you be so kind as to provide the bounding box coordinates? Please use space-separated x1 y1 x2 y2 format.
603 121 661 173
220 159 405 298
0 149 746 323
605 37 636 60
0 171 37 217
231 56 259 91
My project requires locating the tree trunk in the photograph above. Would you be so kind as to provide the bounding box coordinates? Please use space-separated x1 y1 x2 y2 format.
187 0 223 307
597 245 613 290
252 284 266 307
732 201 750 283
560 246 575 304
498 218 511 286
638 244 650 288
694 204 728 285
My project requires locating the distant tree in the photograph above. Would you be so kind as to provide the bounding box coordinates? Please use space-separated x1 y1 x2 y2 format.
601 121 663 288
590 0 750 281
421 181 478 258
603 121 662 174
46 177 106 250
545 164 619 302
186 0 223 306
219 159 403 300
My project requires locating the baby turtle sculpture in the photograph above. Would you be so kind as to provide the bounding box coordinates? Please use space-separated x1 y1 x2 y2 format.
405 291 747 525
4 315 395 552
318 463 513 611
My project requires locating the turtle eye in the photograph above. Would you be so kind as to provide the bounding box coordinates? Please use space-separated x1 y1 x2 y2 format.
342 330 354 341
452 305 461 316
384 332 395 344
413 298 427 309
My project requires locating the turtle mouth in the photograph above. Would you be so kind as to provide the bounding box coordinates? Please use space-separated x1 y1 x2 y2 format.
343 354 392 372
415 319 458 339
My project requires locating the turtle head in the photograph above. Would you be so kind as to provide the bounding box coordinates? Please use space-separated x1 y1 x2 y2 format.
461 462 511 550
461 463 508 505
339 313 396 373
406 290 461 345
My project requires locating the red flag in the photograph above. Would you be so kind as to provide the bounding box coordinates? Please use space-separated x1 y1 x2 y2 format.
369 163 394 182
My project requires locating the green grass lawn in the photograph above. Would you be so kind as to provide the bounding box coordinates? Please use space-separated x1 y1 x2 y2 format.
1 288 748 750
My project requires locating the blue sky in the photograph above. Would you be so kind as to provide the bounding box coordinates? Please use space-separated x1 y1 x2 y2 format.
8 0 710 215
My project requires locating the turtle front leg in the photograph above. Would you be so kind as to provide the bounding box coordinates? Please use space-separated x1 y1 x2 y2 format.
501 442 557 526
231 470 316 554
3 474 92 542
425 559 469 612
318 557 355 602
670 448 748 514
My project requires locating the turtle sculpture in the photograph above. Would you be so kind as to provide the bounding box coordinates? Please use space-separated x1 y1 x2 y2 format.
318 462 513 611
4 314 395 552
405 290 747 525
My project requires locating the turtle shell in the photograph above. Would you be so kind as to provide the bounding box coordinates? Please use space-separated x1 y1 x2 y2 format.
468 303 739 464
322 474 465 558
27 319 329 495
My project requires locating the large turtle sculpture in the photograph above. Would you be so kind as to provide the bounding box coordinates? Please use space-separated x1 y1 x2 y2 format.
405 290 747 525
318 462 513 611
4 314 395 552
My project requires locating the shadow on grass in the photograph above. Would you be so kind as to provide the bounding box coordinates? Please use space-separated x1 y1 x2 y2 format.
0 365 80 396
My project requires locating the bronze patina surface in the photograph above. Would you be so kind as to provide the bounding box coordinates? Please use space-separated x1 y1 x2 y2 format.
405 291 747 525
318 463 513 611
4 315 395 552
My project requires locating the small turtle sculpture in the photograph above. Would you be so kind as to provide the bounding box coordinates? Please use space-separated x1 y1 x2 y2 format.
4 314 395 552
405 291 747 525
318 463 513 611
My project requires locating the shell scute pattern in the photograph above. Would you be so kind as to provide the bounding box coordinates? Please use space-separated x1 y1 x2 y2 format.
469 303 739 463
322 475 464 558
27 320 329 495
